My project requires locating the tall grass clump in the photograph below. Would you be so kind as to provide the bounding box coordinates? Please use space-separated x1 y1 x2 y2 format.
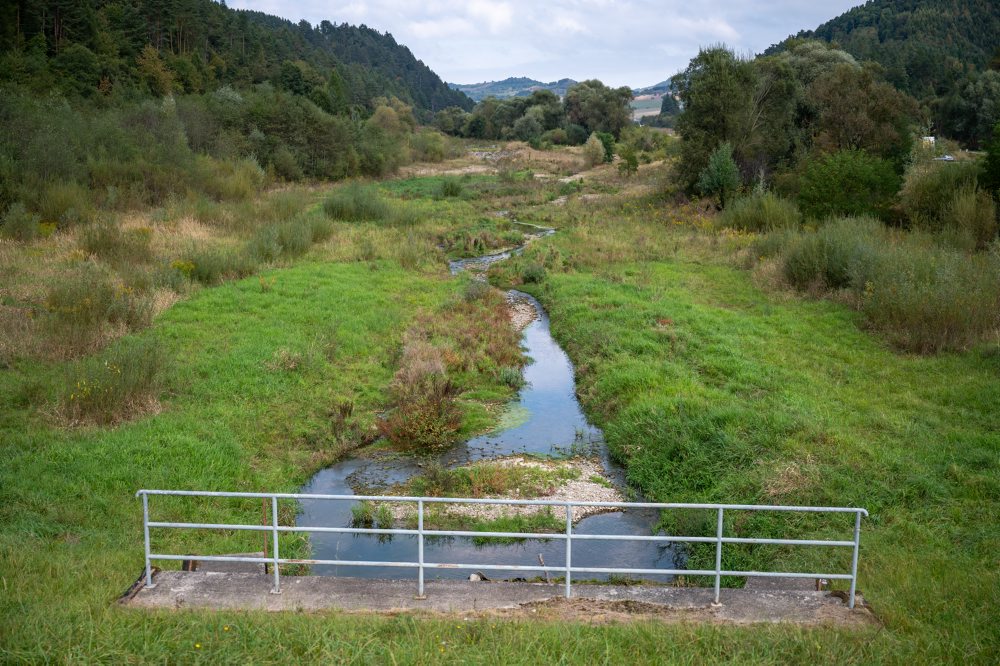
35 181 95 227
860 245 1000 353
378 340 463 450
899 160 981 228
718 191 801 232
437 177 464 198
778 216 1000 352
60 336 167 425
1 202 41 241
940 185 997 251
782 216 884 290
323 183 392 222
79 222 153 265
198 156 266 202
44 263 153 355
184 247 257 285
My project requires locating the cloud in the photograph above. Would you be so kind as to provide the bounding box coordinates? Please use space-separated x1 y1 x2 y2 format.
226 0 866 87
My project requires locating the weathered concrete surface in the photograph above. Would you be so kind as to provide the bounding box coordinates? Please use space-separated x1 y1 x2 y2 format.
128 572 874 626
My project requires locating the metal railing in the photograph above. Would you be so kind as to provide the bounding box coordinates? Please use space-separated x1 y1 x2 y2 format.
136 490 868 609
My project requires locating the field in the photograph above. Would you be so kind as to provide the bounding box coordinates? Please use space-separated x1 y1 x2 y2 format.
1 148 998 663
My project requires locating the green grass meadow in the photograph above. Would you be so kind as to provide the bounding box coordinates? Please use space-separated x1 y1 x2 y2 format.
2 167 999 663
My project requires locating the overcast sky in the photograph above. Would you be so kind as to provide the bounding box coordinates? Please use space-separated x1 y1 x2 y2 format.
227 1 864 88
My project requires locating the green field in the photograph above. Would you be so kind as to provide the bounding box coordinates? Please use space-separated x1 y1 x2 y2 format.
2 164 998 663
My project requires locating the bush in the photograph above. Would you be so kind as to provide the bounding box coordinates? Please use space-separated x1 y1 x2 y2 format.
521 262 546 284
719 192 801 233
186 247 257 284
79 223 153 265
276 218 313 258
797 150 901 220
378 341 463 450
1 203 40 241
899 160 981 227
199 157 266 202
410 129 446 163
583 133 605 168
36 181 95 227
438 177 463 198
323 182 392 222
44 264 153 355
861 245 1000 353
698 142 740 209
941 185 997 250
61 336 167 425
782 216 883 290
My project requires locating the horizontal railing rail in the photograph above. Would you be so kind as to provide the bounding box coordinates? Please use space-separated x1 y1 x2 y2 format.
137 490 867 608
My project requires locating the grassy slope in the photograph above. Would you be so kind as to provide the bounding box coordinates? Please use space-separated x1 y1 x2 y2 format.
512 216 999 661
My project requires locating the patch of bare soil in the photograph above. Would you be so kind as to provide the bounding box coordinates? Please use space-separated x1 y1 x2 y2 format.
470 598 715 625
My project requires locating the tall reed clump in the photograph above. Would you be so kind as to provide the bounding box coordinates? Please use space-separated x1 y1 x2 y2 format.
774 216 1000 352
940 185 997 251
323 183 392 222
717 191 802 233
44 263 153 356
378 340 463 450
79 222 153 265
60 336 167 425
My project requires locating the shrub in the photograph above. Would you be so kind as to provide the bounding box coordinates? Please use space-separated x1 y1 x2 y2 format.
323 182 392 222
186 247 257 284
276 218 313 258
36 181 95 227
410 129 446 162
378 341 463 450
782 216 884 290
899 160 981 228
199 157 266 202
797 150 901 220
861 245 1000 353
61 336 167 425
1 203 40 241
941 185 997 250
521 262 546 284
44 264 154 355
79 223 153 265
719 192 801 233
583 133 605 168
463 280 491 302
698 142 740 209
438 177 463 198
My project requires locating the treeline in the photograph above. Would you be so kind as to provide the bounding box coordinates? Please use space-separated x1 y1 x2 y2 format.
673 40 1000 352
432 80 633 146
0 85 454 232
0 0 471 114
770 0 1000 148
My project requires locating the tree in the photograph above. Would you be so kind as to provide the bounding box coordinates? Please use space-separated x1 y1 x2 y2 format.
564 80 633 138
698 142 740 208
137 45 175 97
797 150 900 220
983 122 1000 198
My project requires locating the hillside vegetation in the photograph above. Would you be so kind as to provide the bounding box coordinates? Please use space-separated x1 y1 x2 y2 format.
769 0 1000 147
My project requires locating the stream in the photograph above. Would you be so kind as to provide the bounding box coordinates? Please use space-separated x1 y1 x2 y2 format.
298 227 681 581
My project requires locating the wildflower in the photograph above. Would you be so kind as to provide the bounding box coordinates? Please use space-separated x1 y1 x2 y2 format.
195 643 201 649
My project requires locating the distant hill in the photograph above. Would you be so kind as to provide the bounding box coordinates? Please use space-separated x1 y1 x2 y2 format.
0 0 473 112
449 77 579 101
767 0 1000 101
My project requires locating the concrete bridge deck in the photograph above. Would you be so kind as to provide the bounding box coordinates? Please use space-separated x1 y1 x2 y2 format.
126 571 875 626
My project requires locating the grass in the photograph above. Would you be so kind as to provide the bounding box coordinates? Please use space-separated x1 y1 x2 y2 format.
2 147 999 662
501 196 1000 662
404 460 579 498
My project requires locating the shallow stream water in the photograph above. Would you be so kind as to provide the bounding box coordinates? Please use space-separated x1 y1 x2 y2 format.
298 232 679 581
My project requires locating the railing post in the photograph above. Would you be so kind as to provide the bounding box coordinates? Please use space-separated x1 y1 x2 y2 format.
713 507 724 605
565 503 573 598
416 500 426 600
848 510 861 610
270 496 281 594
142 492 155 589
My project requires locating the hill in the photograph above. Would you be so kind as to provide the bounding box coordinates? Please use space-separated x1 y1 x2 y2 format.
449 77 579 101
768 0 1000 102
0 0 472 113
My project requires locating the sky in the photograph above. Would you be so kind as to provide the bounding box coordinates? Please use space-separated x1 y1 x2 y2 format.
226 0 864 88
